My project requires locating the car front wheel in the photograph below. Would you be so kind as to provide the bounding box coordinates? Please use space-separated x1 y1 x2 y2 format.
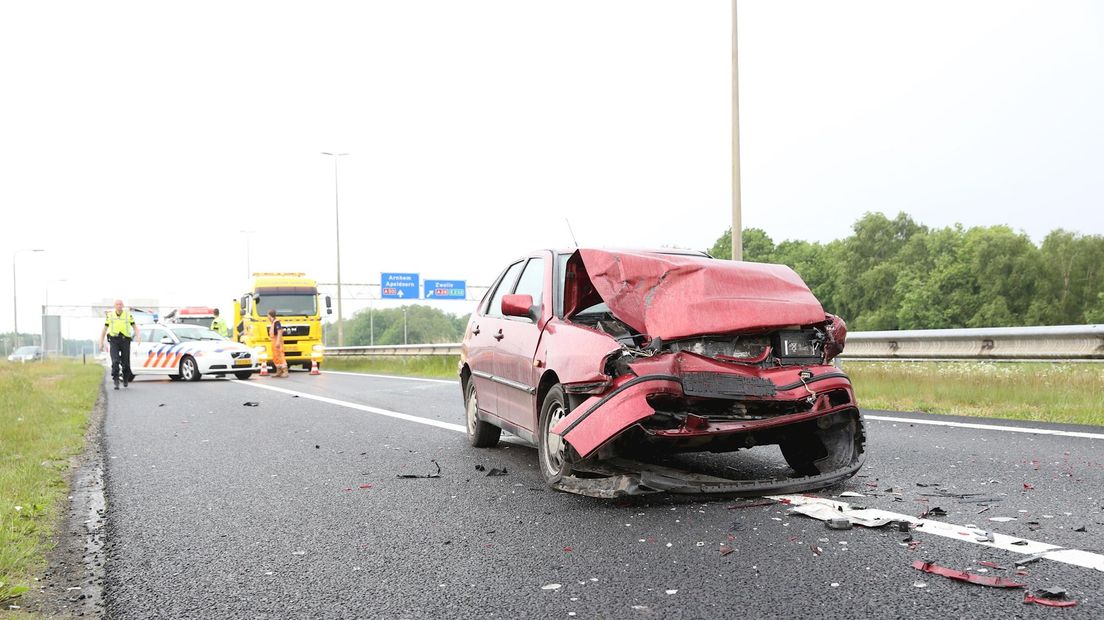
180 356 202 382
234 371 254 380
537 385 573 485
465 380 501 448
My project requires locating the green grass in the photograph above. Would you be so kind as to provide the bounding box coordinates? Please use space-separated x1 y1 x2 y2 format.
845 361 1104 426
0 360 103 605
326 356 1103 427
324 356 460 380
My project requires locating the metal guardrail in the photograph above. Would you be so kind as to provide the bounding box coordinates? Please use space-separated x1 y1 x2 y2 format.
324 325 1104 361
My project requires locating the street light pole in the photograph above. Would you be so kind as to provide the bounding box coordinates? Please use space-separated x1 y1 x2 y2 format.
12 248 44 350
321 152 349 346
403 306 408 345
731 0 743 261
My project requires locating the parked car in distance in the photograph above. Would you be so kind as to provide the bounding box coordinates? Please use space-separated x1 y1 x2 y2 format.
132 323 260 381
460 248 864 497
8 345 43 362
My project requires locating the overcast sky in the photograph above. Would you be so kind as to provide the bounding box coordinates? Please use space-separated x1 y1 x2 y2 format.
2 1 1102 341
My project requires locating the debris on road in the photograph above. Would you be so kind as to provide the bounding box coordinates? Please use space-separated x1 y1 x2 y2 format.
1022 482 1035 491
719 544 734 556
827 517 853 530
911 561 1025 588
486 468 508 477
242 401 259 407
789 501 895 528
1023 588 1077 608
978 561 1006 570
987 517 1016 522
541 584 562 591
725 500 776 510
397 460 442 479
1073 525 1087 532
919 507 947 519
839 491 866 498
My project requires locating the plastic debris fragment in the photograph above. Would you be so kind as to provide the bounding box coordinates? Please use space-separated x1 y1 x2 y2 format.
910 561 1025 588
1024 588 1077 608
397 460 442 479
242 401 259 407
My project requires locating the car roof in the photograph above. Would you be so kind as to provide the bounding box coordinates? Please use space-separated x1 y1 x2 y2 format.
551 247 711 258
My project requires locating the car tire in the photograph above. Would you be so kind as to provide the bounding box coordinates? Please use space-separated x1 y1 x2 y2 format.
300 362 312 371
180 356 202 382
235 371 254 380
780 431 827 477
465 380 501 448
537 385 574 485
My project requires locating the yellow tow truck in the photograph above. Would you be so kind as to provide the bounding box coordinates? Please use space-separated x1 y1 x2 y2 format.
233 272 332 371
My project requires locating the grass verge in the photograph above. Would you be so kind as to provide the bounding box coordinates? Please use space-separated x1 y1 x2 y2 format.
326 355 1102 426
0 360 103 606
324 356 459 380
845 361 1104 426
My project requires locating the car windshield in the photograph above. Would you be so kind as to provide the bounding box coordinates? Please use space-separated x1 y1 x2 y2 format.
15 346 37 354
256 294 317 317
170 326 225 341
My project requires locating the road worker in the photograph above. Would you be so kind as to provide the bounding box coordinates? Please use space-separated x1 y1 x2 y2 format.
210 308 230 338
99 299 140 390
267 309 288 377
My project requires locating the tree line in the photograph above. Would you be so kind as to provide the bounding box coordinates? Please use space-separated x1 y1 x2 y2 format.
709 212 1104 330
325 305 471 346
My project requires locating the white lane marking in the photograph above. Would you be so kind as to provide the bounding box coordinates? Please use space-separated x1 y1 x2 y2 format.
323 370 456 385
237 380 1102 572
771 494 1104 572
866 414 1104 440
239 381 466 433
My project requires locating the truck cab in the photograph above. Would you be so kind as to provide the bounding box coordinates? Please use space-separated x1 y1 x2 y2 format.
233 272 332 370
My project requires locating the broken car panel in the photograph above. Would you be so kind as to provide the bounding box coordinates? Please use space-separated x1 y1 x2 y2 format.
460 248 865 497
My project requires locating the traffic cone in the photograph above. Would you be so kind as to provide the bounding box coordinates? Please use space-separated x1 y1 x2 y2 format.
259 361 269 376
310 359 320 375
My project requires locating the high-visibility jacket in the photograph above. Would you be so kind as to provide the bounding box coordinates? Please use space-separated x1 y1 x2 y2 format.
210 317 229 337
105 310 135 338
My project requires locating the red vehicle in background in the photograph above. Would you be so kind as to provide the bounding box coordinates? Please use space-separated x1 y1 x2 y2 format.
460 249 864 498
165 306 217 328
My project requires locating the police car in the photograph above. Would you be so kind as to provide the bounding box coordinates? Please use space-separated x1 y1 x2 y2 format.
132 323 259 381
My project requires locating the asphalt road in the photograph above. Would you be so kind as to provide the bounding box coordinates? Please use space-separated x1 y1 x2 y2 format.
100 370 1103 619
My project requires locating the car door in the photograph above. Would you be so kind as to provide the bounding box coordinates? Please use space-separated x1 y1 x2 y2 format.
467 260 525 422
493 254 550 431
134 326 169 374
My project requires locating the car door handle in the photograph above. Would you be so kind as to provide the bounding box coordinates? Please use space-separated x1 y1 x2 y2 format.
494 329 504 341
472 325 480 336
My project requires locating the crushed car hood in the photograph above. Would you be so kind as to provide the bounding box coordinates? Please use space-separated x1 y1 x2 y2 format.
564 249 826 341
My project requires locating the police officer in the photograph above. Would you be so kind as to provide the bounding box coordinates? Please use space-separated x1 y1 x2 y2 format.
210 308 230 338
99 299 140 390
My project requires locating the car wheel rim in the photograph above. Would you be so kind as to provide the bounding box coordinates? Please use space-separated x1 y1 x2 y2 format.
544 401 567 474
466 388 478 436
183 360 194 379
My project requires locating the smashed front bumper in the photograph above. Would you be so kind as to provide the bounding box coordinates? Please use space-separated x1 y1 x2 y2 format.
550 366 866 498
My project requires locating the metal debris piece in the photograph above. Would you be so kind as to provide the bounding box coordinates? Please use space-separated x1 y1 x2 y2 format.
827 517 853 530
919 507 948 519
397 460 442 479
910 561 1025 588
1010 540 1029 546
242 401 259 407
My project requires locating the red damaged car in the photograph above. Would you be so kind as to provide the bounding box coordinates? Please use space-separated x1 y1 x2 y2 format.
460 249 865 497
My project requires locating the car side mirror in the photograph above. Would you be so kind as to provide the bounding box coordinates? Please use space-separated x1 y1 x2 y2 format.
160 337 174 345
325 296 333 315
502 294 536 320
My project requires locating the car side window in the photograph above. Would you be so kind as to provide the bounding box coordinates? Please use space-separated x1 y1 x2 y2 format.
513 257 545 315
486 261 525 318
146 328 167 343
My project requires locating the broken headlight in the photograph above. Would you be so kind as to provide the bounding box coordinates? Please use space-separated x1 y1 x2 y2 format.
773 329 824 365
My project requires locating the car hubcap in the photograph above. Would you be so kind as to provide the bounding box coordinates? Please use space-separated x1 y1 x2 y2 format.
544 401 567 474
466 389 478 435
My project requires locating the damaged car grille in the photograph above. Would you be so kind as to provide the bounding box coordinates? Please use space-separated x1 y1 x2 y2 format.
680 372 778 398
